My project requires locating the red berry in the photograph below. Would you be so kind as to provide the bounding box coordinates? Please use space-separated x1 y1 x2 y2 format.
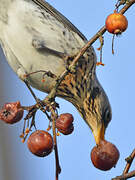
27 130 53 157
105 13 128 34
56 113 74 135
0 101 24 124
91 140 119 171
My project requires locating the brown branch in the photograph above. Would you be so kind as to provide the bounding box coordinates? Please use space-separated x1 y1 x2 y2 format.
123 149 135 174
112 170 135 180
119 0 135 14
112 149 135 180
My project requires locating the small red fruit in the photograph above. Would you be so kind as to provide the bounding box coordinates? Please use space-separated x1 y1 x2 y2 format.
0 101 24 124
27 130 53 157
91 140 119 171
56 113 74 135
105 13 128 34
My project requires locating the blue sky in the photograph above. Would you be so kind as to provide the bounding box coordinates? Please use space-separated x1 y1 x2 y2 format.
0 0 135 180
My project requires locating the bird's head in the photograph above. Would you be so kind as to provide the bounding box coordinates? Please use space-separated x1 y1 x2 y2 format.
83 80 112 145
68 70 112 145
58 72 112 145
57 49 112 145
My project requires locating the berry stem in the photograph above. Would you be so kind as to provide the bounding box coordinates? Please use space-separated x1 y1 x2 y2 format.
96 35 104 65
51 107 61 180
112 34 115 54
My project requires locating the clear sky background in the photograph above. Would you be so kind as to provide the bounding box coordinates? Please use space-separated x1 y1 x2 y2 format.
0 0 135 180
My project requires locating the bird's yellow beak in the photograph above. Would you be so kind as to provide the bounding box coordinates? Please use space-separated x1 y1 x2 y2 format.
92 123 105 145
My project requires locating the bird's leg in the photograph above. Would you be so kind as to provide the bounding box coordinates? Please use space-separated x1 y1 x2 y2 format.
24 80 41 104
62 54 77 74
23 80 59 129
24 70 57 82
32 38 76 73
24 80 49 112
24 80 59 112
32 38 66 58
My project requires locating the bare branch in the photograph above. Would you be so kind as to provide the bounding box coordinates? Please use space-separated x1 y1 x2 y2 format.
112 170 135 180
112 149 135 180
123 149 135 174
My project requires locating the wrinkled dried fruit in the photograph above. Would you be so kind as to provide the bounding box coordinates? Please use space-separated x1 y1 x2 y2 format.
27 130 53 157
56 113 74 135
57 124 74 135
0 101 24 124
105 13 128 34
91 140 119 171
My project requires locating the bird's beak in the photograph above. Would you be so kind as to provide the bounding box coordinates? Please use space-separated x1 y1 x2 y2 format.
92 123 105 145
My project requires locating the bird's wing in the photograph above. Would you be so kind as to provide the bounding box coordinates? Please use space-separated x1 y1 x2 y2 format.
32 0 87 41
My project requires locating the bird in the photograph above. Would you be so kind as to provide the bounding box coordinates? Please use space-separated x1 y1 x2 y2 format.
0 0 112 145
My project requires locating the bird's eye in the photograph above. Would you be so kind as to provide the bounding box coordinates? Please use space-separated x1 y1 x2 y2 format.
103 108 112 127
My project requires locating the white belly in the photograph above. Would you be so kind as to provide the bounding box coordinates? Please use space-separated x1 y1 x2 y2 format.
1 0 86 93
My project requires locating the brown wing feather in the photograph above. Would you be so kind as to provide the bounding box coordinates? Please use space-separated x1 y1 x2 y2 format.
32 0 87 41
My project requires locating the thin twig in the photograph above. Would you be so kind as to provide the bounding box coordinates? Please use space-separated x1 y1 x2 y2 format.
112 149 135 180
112 170 135 180
115 0 129 11
112 34 115 54
51 107 61 180
123 149 135 174
24 81 39 102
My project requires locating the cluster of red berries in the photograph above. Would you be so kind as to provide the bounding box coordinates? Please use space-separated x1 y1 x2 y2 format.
27 113 74 157
0 101 119 170
0 102 74 157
